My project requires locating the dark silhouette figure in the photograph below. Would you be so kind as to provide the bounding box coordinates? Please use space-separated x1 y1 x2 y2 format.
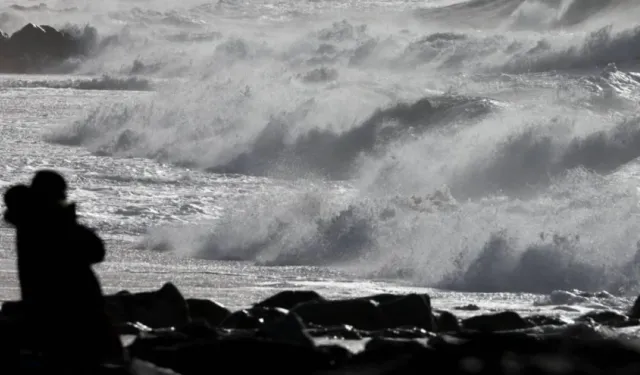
3 170 125 371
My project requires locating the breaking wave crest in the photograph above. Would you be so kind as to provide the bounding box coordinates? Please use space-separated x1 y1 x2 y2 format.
47 85 498 180
452 114 640 198
139 166 640 295
439 232 640 295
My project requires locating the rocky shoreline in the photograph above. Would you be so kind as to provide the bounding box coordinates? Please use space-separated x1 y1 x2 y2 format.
4 282 640 374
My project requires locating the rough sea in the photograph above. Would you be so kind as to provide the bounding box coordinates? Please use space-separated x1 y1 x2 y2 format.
1 0 640 321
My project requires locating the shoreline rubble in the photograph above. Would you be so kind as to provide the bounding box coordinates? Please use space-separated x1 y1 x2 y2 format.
4 282 640 374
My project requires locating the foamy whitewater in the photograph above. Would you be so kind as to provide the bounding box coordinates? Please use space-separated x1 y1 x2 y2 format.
1 0 640 319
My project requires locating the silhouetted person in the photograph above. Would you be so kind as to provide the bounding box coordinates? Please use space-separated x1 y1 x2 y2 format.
3 184 40 313
3 170 125 371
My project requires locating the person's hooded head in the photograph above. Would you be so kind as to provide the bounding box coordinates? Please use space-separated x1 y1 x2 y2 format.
31 170 76 221
30 170 68 203
3 184 32 227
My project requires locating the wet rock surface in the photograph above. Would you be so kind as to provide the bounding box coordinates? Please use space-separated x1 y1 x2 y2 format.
4 284 640 374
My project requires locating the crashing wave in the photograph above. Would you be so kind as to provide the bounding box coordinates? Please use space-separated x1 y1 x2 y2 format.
47 93 498 180
440 232 640 296
138 185 459 266
582 63 640 101
447 112 640 199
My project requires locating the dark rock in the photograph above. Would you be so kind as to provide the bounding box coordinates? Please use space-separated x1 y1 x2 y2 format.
0 23 98 73
120 336 176 370
576 310 629 327
292 299 385 331
232 293 437 333
104 282 189 329
307 325 363 340
317 344 353 366
435 310 461 332
259 312 314 346
308 324 433 340
422 331 640 374
461 311 530 332
185 298 231 327
8 24 70 58
128 330 193 362
220 306 289 329
115 321 153 335
526 314 570 327
454 304 481 311
344 337 429 371
130 336 335 375
176 320 219 339
130 359 179 375
559 322 614 340
12 283 640 374
254 290 326 310
378 294 436 331
365 337 427 355
219 309 257 329
357 293 409 304
629 294 640 319
372 327 434 339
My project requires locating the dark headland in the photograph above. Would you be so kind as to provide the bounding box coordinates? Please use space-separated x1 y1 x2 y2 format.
0 23 98 74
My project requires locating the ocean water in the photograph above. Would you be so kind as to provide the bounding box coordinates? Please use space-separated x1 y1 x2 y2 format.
1 0 640 319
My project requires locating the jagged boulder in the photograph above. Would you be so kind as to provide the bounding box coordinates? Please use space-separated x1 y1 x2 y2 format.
104 282 190 329
186 298 231 327
254 290 326 310
220 307 290 330
292 299 385 331
461 311 530 332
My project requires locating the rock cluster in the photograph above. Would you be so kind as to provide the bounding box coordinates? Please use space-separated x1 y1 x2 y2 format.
4 283 640 374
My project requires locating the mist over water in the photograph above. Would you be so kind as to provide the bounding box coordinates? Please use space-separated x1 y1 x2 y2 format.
15 0 640 294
